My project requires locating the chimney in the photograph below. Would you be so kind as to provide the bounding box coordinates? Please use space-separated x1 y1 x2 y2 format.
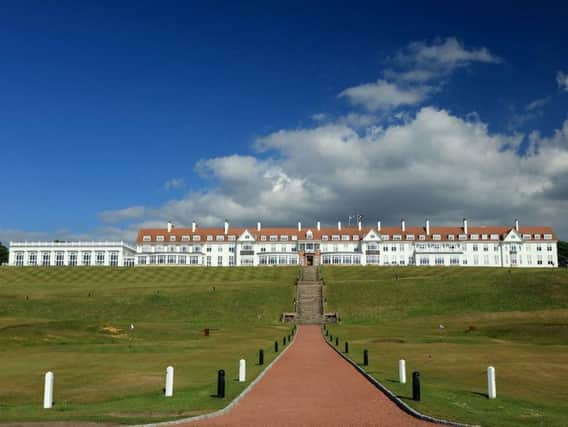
358 221 362 231
425 218 430 236
224 219 229 235
463 218 468 235
191 221 196 233
298 221 302 231
401 219 406 233
257 221 261 231
515 218 519 232
337 220 342 231
316 221 321 231
167 221 173 233
377 220 381 232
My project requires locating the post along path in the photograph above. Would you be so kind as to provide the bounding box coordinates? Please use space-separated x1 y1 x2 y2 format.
185 325 437 427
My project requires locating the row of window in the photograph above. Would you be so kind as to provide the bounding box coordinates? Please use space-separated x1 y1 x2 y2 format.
14 251 120 266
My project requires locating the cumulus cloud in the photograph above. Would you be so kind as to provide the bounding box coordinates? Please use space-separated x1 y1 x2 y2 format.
340 37 501 112
557 71 568 92
339 79 431 111
99 107 568 238
164 178 184 190
98 206 146 223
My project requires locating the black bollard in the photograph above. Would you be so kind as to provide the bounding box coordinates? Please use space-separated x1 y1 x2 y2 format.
217 369 225 398
363 349 368 366
259 349 264 365
329 334 333 342
335 337 339 346
325 329 329 336
274 340 279 352
283 336 287 345
412 371 421 401
288 334 291 342
344 341 349 353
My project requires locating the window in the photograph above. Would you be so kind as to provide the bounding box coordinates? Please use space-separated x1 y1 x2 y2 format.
537 245 542 252
229 256 235 266
341 235 350 241
182 235 190 241
106 251 118 266
228 235 236 241
170 236 176 241
490 234 499 240
548 256 554 265
217 256 223 266
28 252 37 265
547 245 553 252
54 252 64 266
190 256 199 265
216 235 224 241
534 234 541 240
483 244 489 252
207 235 213 241
482 234 488 240
322 235 329 241
178 255 186 265
143 235 151 241
450 257 459 265
332 235 340 241
156 235 164 242
281 235 289 241
433 234 441 241
393 235 402 241
206 246 212 253
459 234 467 240
217 246 223 252
306 231 314 240
381 234 389 240
15 252 24 266
158 255 166 264
149 255 156 264
95 252 105 265
406 234 415 240
353 235 359 241
435 256 444 265
544 234 552 240
167 255 176 264
448 234 455 241
419 234 426 241
261 235 267 241
472 244 478 252
82 252 91 266
270 235 278 241
420 256 429 265
291 235 298 241
68 252 77 266
473 255 479 265
470 234 479 240
138 256 147 265
193 235 201 241
206 256 211 266
522 234 531 240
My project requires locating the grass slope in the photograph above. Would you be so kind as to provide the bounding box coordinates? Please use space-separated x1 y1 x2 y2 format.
0 266 297 424
322 266 568 427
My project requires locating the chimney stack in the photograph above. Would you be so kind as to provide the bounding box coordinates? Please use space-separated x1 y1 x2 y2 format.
377 220 381 232
224 219 229 235
257 221 261 231
192 221 196 233
463 218 468 235
401 219 406 233
298 221 302 231
337 220 342 231
316 221 321 231
167 221 173 233
425 218 430 236
515 218 519 232
358 221 362 231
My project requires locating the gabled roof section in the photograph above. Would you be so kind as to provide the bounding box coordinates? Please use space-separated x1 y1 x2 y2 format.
363 229 381 241
238 229 256 241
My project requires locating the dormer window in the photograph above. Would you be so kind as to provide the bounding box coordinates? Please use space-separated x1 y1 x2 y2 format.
182 235 190 241
482 234 488 240
459 234 467 240
207 235 213 241
306 230 313 240
156 235 165 242
522 234 531 240
381 234 390 240
470 234 479 240
270 235 278 241
143 235 151 241
490 234 499 240
534 234 541 240
433 234 441 241
393 235 402 241
332 235 340 241
170 236 176 242
544 234 552 240
341 235 349 240
261 235 267 241
352 235 359 240
406 234 415 240
281 235 289 241
322 235 329 241
291 236 298 241
193 235 201 241
228 235 236 241
448 234 455 240
216 235 224 241
419 234 426 241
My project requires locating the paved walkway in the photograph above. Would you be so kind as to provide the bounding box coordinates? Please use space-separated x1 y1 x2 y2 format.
185 325 437 427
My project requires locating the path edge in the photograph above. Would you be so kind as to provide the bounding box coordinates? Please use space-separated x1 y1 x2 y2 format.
323 330 480 427
135 331 297 427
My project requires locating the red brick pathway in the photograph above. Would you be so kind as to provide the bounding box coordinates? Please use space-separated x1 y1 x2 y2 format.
185 325 438 427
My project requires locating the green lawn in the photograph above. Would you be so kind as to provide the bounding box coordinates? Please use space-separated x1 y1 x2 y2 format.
0 266 297 424
322 266 568 427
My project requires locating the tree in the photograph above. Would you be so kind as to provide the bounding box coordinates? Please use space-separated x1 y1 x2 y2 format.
0 242 8 265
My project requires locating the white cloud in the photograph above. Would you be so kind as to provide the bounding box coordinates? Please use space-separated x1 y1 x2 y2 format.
164 178 184 190
98 107 568 238
526 97 550 112
339 79 431 111
98 206 145 223
557 71 568 92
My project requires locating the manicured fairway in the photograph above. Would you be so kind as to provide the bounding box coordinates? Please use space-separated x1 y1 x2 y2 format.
0 266 297 424
322 266 568 427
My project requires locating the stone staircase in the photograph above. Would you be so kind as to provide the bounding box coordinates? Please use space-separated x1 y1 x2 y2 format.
296 266 324 324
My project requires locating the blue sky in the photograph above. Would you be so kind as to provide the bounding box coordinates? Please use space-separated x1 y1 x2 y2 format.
1 1 568 242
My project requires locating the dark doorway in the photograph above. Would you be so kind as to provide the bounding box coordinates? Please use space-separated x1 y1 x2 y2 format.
307 255 314 266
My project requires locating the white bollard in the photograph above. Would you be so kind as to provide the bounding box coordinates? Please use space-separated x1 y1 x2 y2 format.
239 359 246 382
165 366 174 397
399 359 406 384
43 371 54 409
487 366 496 399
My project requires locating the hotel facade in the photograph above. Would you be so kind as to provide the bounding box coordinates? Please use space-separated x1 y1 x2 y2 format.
8 218 559 268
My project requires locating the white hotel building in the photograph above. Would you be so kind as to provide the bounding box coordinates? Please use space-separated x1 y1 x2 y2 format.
8 218 558 268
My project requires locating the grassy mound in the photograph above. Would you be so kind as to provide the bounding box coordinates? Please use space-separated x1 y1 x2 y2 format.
0 266 297 424
322 267 568 427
